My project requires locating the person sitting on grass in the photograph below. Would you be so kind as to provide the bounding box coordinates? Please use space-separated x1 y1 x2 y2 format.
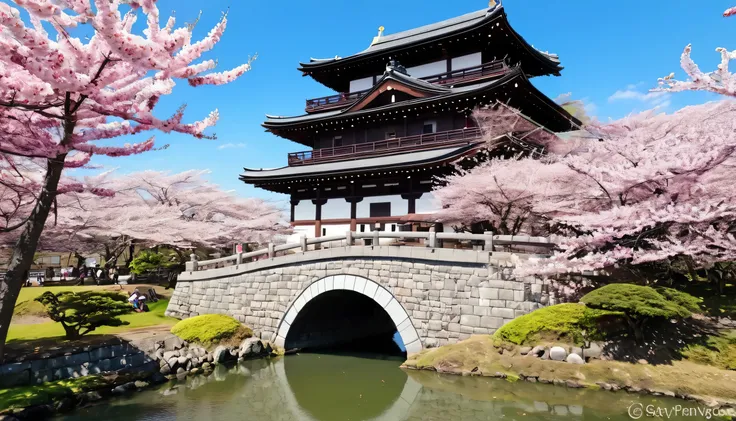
137 295 149 312
128 288 140 310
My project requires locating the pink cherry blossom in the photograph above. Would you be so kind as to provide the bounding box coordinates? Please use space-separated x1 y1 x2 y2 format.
435 101 736 277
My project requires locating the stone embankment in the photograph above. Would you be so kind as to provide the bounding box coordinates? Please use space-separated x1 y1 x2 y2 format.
0 333 276 421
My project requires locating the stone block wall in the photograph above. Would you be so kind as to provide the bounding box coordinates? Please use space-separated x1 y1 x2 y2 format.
167 247 549 349
0 342 153 388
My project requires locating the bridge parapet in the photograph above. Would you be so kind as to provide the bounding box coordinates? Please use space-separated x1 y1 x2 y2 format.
185 231 553 273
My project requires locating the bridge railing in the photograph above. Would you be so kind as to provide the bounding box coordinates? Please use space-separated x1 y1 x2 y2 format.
187 231 553 272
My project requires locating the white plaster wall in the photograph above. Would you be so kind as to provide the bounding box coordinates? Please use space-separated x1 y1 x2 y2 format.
321 199 350 220
356 195 407 218
451 52 482 70
415 192 440 214
406 60 446 78
349 76 374 93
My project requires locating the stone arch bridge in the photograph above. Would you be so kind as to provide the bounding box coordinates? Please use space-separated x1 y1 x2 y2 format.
165 231 552 354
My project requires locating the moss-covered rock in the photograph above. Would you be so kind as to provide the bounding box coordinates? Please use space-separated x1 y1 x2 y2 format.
171 314 252 347
492 303 616 346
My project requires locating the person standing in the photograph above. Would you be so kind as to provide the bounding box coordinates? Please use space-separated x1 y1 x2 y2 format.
45 267 54 285
112 266 120 284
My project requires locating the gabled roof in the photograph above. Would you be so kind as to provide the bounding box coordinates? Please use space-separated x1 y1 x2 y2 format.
298 5 561 77
264 68 521 127
344 64 450 112
263 67 580 139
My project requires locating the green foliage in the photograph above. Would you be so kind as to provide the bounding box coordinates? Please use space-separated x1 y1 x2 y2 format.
681 330 736 370
171 314 252 346
493 303 618 346
35 291 132 339
128 250 177 275
654 286 703 313
0 375 109 411
581 284 694 320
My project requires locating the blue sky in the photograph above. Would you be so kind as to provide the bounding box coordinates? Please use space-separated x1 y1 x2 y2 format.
83 0 735 207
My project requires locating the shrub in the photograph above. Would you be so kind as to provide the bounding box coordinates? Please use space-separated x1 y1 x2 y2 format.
129 250 178 275
493 303 617 346
35 291 132 339
581 284 698 343
654 286 703 313
171 314 252 346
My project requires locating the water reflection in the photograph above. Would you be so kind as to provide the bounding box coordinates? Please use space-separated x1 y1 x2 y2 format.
58 354 706 421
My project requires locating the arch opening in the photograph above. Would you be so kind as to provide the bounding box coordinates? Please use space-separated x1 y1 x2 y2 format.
285 289 404 356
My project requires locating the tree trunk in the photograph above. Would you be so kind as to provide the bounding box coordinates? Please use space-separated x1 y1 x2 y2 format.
61 322 81 340
0 153 67 361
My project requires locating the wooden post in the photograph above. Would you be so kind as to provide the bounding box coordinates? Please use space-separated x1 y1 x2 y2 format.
300 235 307 252
372 228 380 247
236 252 243 265
268 243 275 259
346 231 353 246
428 231 437 248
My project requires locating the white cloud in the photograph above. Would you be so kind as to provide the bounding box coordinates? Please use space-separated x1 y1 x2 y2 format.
607 82 672 112
217 143 246 150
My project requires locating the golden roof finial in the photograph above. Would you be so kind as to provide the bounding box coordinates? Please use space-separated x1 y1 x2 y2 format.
489 0 497 8
378 26 385 37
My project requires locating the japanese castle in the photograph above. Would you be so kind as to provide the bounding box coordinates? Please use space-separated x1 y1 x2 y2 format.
241 2 578 241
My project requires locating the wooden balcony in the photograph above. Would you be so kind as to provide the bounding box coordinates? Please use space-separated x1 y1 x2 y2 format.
287 127 483 166
304 61 509 113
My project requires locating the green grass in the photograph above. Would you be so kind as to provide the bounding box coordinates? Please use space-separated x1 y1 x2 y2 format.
7 299 175 341
404 336 736 403
681 330 736 371
0 375 109 411
492 303 617 346
170 314 252 347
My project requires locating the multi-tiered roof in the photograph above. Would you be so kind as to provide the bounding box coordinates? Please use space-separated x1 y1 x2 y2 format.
242 4 579 195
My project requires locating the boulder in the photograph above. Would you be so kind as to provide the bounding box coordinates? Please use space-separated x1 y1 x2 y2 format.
549 346 567 361
159 363 172 376
213 346 231 364
582 342 603 360
529 346 545 358
519 346 532 356
176 356 189 366
154 349 165 361
202 362 212 371
570 347 583 357
162 350 179 361
167 357 179 371
190 367 201 375
84 391 103 402
238 338 264 359
637 359 649 365
176 367 186 375
566 353 585 365
134 380 149 389
191 357 200 368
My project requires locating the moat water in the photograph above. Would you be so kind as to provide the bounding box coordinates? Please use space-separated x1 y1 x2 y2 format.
58 353 708 421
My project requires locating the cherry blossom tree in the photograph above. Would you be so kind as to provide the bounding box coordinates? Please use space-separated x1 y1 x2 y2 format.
435 101 736 281
656 6 736 96
0 0 254 358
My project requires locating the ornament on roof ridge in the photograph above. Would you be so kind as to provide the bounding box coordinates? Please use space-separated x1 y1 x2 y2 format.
489 0 501 10
370 26 386 47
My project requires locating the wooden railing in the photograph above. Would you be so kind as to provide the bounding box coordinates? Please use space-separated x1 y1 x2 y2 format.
186 231 554 272
287 127 483 166
304 60 509 112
